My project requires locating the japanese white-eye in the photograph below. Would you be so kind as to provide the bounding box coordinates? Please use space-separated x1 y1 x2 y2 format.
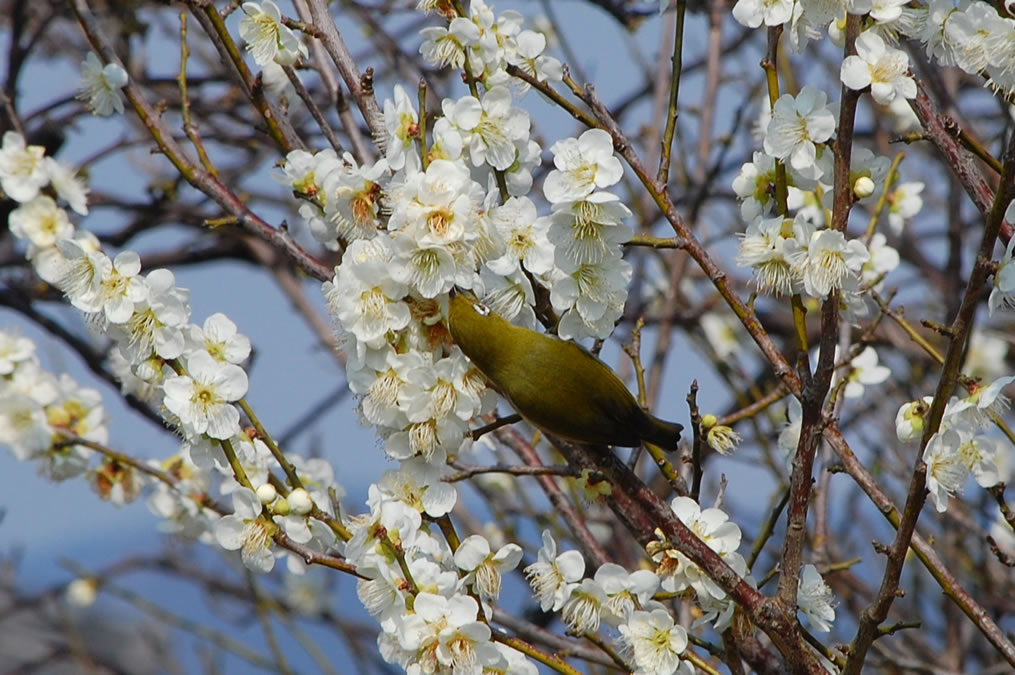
447 291 683 449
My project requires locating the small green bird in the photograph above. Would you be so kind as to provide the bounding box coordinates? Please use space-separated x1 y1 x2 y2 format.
447 291 683 449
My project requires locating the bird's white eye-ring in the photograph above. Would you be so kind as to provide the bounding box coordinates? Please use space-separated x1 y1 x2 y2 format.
473 302 491 316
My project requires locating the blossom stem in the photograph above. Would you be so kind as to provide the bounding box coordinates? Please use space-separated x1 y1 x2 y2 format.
656 0 687 189
491 634 583 675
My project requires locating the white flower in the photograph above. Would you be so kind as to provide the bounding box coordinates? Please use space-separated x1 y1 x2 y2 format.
398 592 500 674
790 228 870 299
840 31 916 105
383 84 421 172
797 564 836 632
506 29 563 91
763 87 836 176
954 429 1004 488
454 534 523 600
445 86 530 171
736 216 796 295
732 0 794 27
329 238 411 347
844 346 891 399
896 397 931 442
549 194 633 267
186 312 251 364
594 563 660 624
78 52 128 116
377 457 458 518
399 351 480 423
732 151 810 220
886 181 924 235
924 429 968 512
524 529 586 612
550 252 632 340
862 233 900 288
215 487 276 572
163 351 248 440
320 153 389 241
543 129 623 204
347 346 424 428
112 268 190 363
485 196 553 275
419 19 476 70
0 332 35 375
561 578 607 634
0 131 49 202
239 0 308 66
93 250 150 324
617 609 690 675
947 375 1015 429
66 578 98 608
0 393 51 460
990 223 1015 315
8 196 73 249
44 158 89 215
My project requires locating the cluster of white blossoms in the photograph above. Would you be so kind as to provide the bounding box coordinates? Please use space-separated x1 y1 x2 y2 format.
732 79 910 319
0 128 347 576
896 375 1014 512
269 0 635 476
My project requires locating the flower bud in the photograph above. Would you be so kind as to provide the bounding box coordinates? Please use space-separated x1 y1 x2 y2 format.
256 483 277 504
272 497 291 516
853 176 875 199
288 487 313 515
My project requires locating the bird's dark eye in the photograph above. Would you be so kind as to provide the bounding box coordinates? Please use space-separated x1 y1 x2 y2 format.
473 302 491 316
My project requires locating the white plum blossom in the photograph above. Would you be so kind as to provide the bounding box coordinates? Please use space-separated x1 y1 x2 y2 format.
506 29 563 91
896 397 931 442
551 253 632 340
732 151 809 220
990 227 1015 315
736 216 796 295
887 181 925 234
862 233 900 289
594 563 660 624
0 333 35 375
947 375 1015 429
617 609 692 675
92 251 150 324
549 194 633 267
215 486 277 572
321 153 389 241
485 196 553 275
763 87 836 177
43 157 89 215
654 497 744 602
112 268 190 363
0 131 49 202
163 351 248 440
844 346 891 399
328 238 411 347
789 228 870 299
78 52 128 116
779 396 803 459
924 430 967 512
453 534 523 600
954 429 1005 488
186 313 251 365
797 564 836 632
444 87 530 171
543 129 623 204
8 196 73 249
560 577 607 634
397 592 500 675
419 18 476 70
383 84 421 172
239 0 308 67
732 0 794 28
524 529 585 612
840 31 917 105
377 457 458 518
